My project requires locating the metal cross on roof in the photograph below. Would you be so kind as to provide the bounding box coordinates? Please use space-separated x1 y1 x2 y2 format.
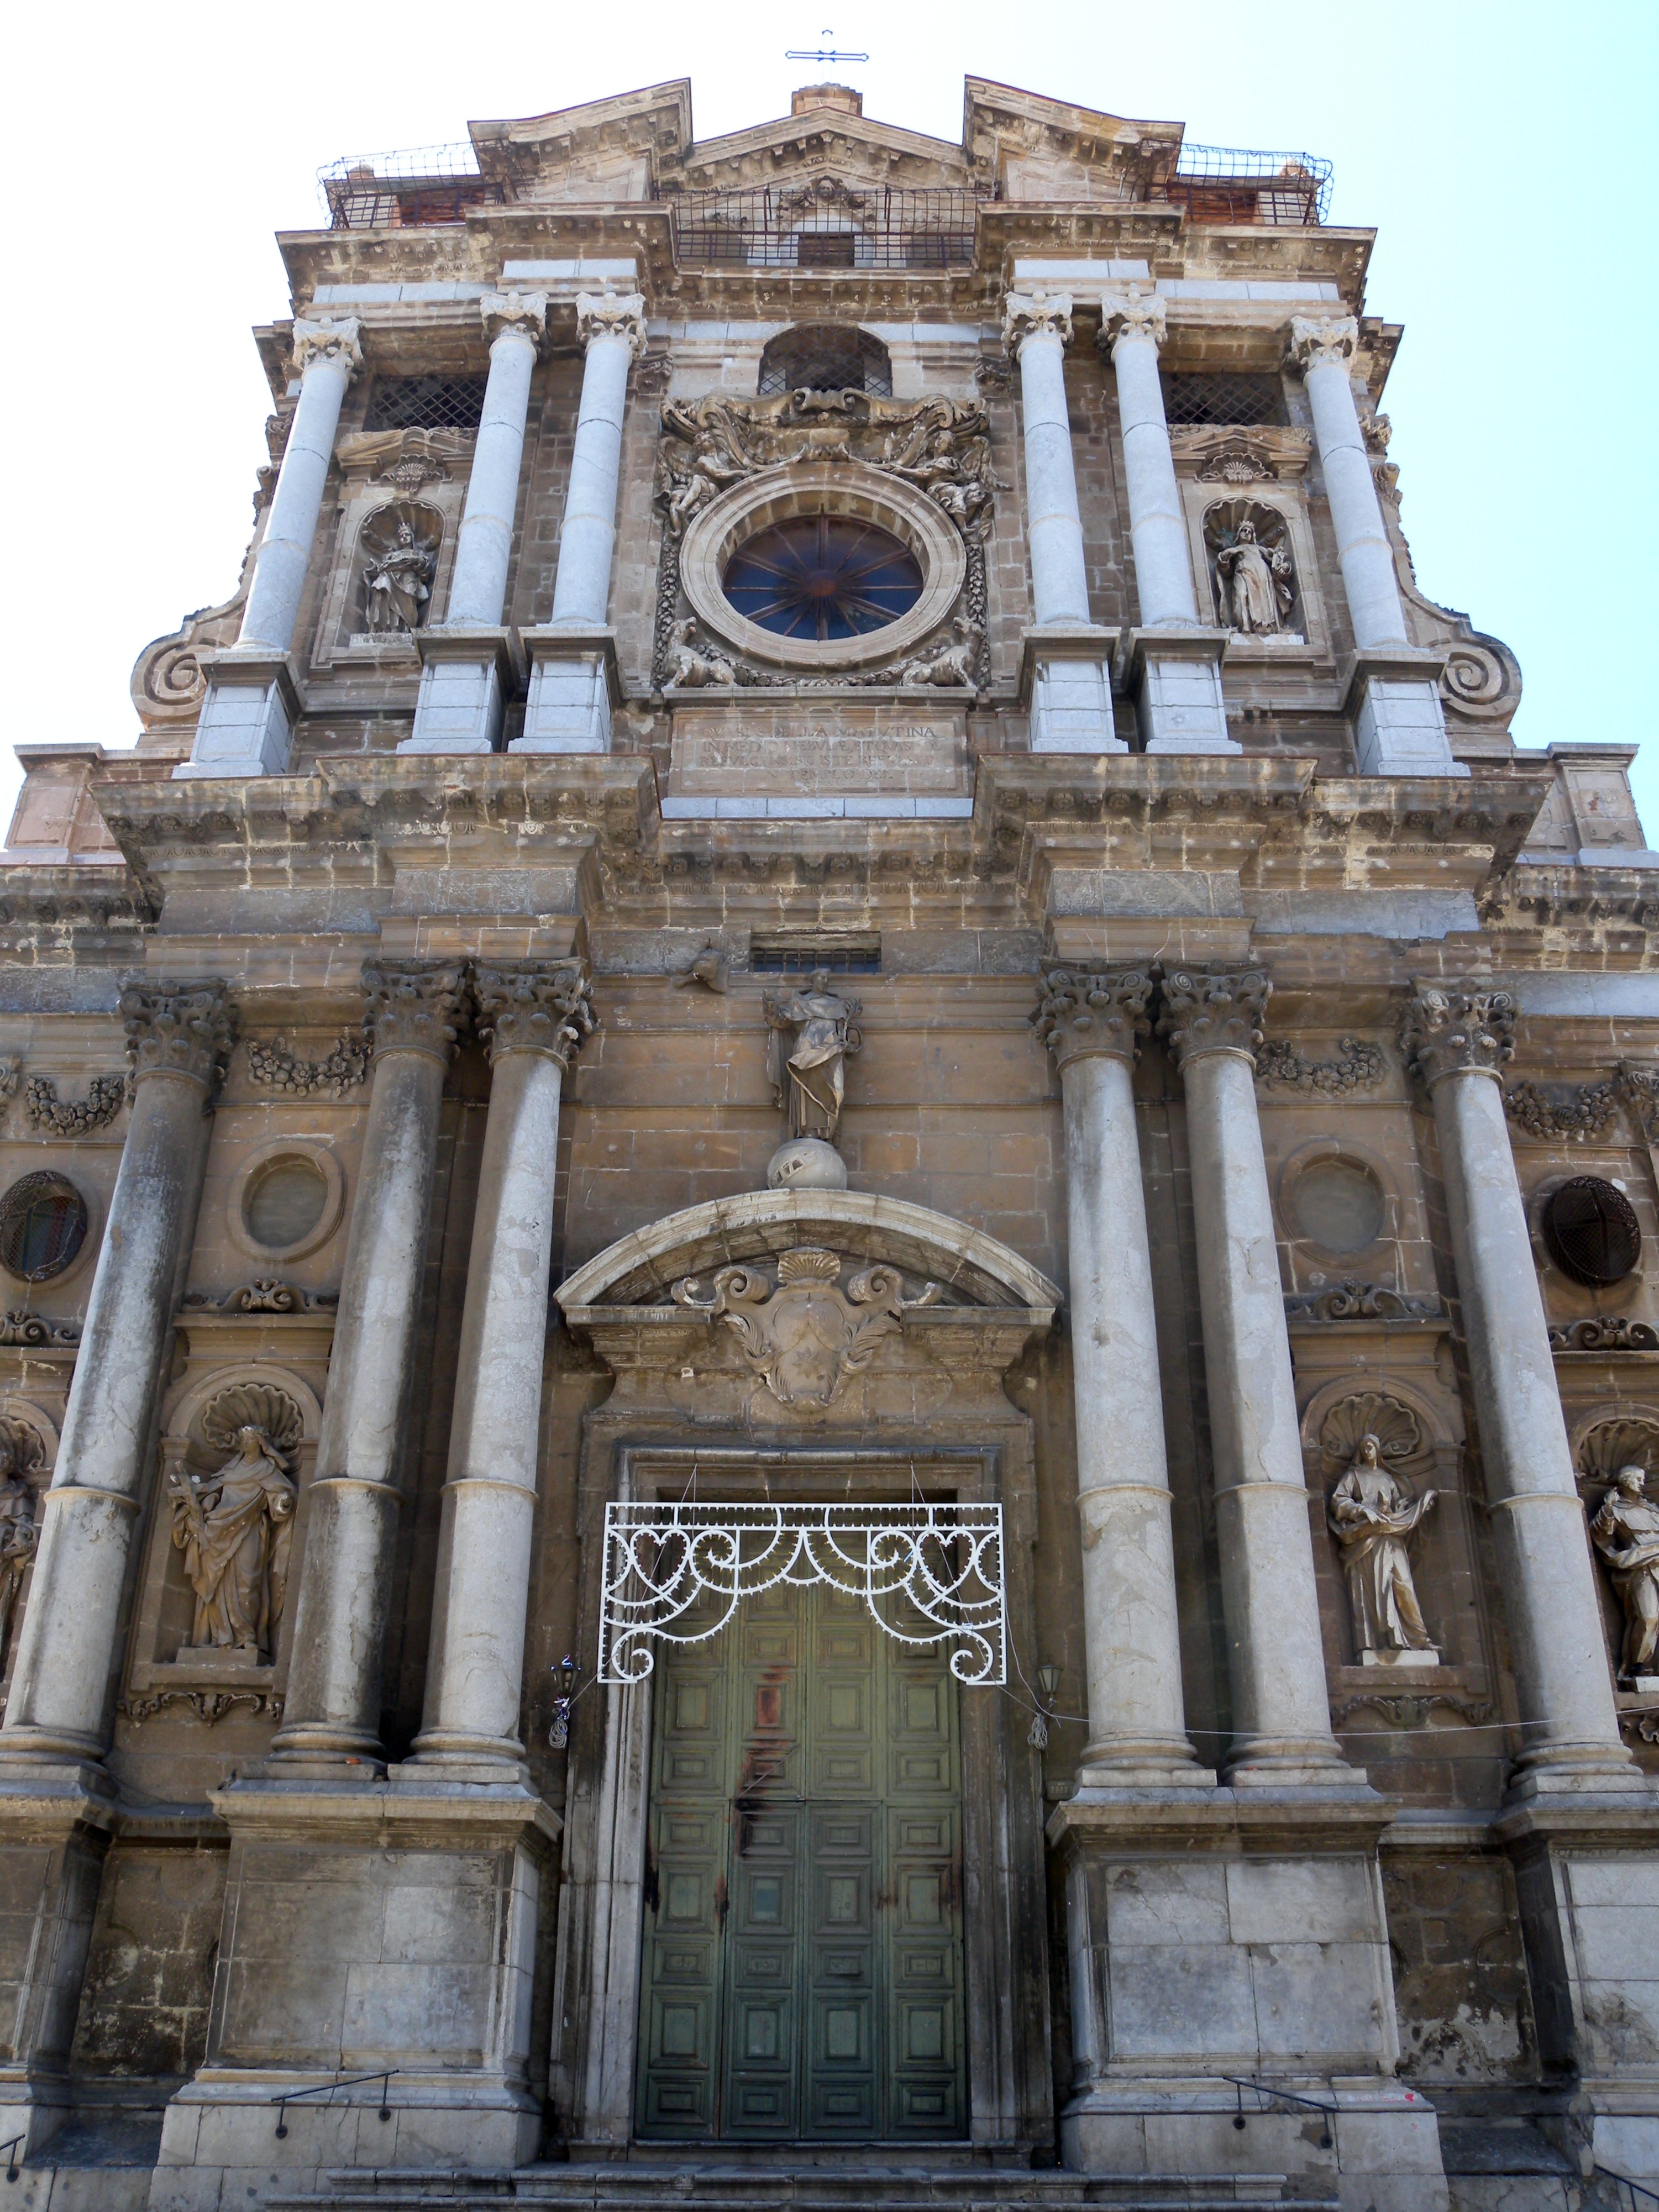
786 23 869 62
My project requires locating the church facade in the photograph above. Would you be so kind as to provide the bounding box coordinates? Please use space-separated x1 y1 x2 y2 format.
0 71 1655 2212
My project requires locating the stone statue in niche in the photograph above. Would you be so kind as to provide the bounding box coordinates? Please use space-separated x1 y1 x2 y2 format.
362 519 436 634
1205 503 1296 636
763 971 863 1144
0 1423 40 1661
1592 1466 1659 1684
1328 1432 1438 1663
169 1385 300 1661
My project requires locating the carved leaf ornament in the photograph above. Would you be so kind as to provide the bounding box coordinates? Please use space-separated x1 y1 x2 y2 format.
600 1499 1006 1686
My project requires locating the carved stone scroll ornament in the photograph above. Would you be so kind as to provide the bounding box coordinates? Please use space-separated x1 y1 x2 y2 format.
360 961 467 1062
763 973 862 1144
1549 1317 1659 1352
1399 987 1516 1090
1618 1064 1659 1137
1325 1423 1438 1662
475 960 596 1069
245 1030 371 1097
1503 1077 1621 1143
1032 965 1153 1072
182 1281 338 1315
121 981 237 1097
120 1688 283 1726
672 1246 941 1410
169 1384 301 1660
1257 1037 1384 1097
0 1312 81 1347
599 1499 1005 1686
1591 1467 1659 1683
0 1420 42 1662
1157 966 1272 1070
23 1074 126 1134
1285 1282 1442 1323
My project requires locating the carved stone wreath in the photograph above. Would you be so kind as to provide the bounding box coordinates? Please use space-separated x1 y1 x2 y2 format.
1258 1037 1384 1097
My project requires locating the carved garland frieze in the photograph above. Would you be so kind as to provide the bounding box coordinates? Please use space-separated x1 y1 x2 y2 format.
245 1031 372 1097
23 1074 127 1134
650 388 1003 690
1503 1077 1622 1142
1257 1037 1384 1097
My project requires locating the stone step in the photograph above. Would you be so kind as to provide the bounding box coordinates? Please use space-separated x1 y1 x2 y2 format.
260 2165 1336 2211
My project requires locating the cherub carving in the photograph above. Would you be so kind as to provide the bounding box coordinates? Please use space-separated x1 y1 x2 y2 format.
664 620 740 689
898 616 982 688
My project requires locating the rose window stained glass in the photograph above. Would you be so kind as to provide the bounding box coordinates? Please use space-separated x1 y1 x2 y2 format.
722 517 923 642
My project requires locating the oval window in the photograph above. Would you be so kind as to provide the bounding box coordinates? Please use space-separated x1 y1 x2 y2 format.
243 1156 328 1253
1542 1176 1641 1286
1290 1158 1384 1254
722 516 923 642
0 1171 88 1282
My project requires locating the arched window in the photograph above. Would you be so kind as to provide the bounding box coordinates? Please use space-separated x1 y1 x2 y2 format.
758 325 893 398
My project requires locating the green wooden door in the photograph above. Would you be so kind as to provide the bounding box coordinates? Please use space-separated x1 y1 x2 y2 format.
636 1580 967 2141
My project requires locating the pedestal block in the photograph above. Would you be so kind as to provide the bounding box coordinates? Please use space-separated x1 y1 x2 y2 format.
1051 1796 1448 2211
0 1780 116 2156
152 1782 558 2203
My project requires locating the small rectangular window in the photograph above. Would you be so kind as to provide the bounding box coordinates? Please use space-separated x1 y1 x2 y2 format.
751 946 880 976
365 375 490 433
1161 371 1285 429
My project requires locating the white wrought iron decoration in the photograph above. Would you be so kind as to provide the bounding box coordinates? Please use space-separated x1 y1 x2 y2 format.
600 1500 1006 1685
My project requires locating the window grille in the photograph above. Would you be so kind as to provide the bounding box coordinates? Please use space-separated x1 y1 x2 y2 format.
0 1171 88 1283
752 946 881 975
758 325 893 398
365 376 489 433
662 185 981 274
1162 371 1285 429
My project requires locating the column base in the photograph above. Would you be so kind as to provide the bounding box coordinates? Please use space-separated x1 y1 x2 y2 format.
1343 648 1467 777
512 624 619 753
398 627 523 755
174 650 300 778
1017 625 1125 753
1119 627 1240 755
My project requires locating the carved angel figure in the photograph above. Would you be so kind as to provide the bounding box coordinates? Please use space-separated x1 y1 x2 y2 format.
1328 1432 1437 1658
362 521 435 634
1215 518 1293 634
664 619 740 689
1592 1466 1659 1680
898 616 982 689
0 1430 38 1660
170 1422 296 1658
763 971 862 1143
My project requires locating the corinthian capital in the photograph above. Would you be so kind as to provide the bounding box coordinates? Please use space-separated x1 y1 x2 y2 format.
476 960 597 1069
1287 314 1359 374
1400 986 1515 1089
361 960 468 1063
480 289 549 348
576 288 648 358
1157 966 1271 1071
291 316 364 379
1001 289 1074 356
1033 966 1152 1073
1096 288 1167 357
122 980 237 1094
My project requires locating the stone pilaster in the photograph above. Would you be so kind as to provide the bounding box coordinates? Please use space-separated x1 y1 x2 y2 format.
403 960 595 1778
1034 966 1208 1788
1158 964 1353 1784
264 960 466 1770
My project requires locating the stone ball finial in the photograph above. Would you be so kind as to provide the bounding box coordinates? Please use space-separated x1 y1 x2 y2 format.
765 1137 848 1192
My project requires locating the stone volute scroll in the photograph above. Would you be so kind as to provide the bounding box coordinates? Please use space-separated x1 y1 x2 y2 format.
121 979 239 1096
1157 964 1272 1069
474 958 596 1068
1321 1395 1438 1666
763 970 862 1143
1399 986 1517 1089
360 958 468 1062
167 1383 300 1662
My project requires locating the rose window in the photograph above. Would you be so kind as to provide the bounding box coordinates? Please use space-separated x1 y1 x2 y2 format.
721 516 923 642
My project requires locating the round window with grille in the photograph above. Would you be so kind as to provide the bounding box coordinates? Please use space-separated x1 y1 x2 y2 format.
0 1172 88 1283
1541 1176 1642 1286
722 517 923 642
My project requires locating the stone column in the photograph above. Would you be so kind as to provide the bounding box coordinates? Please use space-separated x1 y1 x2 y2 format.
402 291 547 758
1158 966 1355 1786
179 318 363 780
515 288 647 754
1001 289 1120 755
1401 987 1640 1794
402 961 595 1780
1098 287 1234 757
1288 315 1459 775
265 961 466 1770
1034 966 1209 1788
0 984 234 1769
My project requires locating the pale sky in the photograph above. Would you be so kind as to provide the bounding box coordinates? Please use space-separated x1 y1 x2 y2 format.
4 0 1655 832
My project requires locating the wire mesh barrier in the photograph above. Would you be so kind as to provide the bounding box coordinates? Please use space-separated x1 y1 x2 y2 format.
1157 143 1333 226
1163 371 1287 429
364 375 490 433
657 185 986 269
318 144 507 230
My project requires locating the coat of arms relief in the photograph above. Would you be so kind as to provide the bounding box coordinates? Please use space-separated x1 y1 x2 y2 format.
672 1246 942 1408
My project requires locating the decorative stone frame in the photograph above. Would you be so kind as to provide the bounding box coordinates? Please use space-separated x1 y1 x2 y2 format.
1170 427 1330 661
1525 1163 1649 1310
0 1165 102 1294
549 1189 1058 2161
679 461 967 674
1274 1134 1399 1274
225 1137 346 1266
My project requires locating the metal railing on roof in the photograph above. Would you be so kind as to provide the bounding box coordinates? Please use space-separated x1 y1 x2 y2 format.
317 143 506 230
1158 141 1333 226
